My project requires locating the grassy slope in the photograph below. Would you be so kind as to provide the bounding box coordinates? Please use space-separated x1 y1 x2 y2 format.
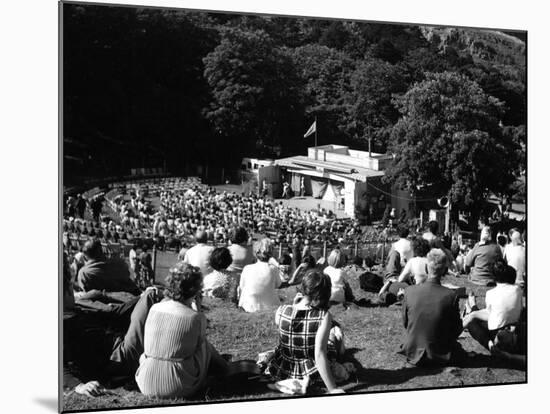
63 265 525 412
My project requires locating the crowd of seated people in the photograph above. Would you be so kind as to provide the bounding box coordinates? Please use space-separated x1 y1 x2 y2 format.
63 179 527 400
68 178 383 255
63 224 527 401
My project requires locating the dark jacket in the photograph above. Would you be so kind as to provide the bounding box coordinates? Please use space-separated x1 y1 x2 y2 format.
77 259 141 295
384 248 402 281
399 279 463 366
464 241 503 284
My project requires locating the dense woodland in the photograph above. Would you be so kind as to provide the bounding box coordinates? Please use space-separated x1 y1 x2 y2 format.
63 4 526 212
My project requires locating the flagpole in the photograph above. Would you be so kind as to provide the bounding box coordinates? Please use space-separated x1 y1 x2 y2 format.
314 115 318 160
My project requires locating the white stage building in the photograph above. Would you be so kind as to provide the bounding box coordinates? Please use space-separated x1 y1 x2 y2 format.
273 145 409 219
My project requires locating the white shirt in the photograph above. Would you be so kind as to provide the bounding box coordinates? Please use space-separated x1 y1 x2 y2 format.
226 244 255 275
323 266 348 303
393 238 413 266
129 249 137 271
485 283 523 330
183 244 215 276
398 256 428 284
422 232 437 243
504 244 526 284
238 262 281 312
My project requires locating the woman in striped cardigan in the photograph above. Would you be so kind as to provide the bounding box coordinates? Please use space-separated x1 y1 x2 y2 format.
136 263 228 398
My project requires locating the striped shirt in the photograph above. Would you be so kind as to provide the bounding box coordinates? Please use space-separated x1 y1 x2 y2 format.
135 300 209 398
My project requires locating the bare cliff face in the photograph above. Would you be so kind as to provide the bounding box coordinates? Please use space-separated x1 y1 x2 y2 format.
419 26 525 67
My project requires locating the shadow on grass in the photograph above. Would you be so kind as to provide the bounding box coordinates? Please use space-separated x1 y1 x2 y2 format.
196 373 275 401
342 348 442 391
342 348 525 393
454 351 526 371
346 365 445 392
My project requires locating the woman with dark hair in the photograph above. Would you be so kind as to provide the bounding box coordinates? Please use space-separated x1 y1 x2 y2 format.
136 263 228 398
277 253 293 283
203 247 235 299
397 237 431 285
266 270 345 394
227 226 255 276
462 260 523 351
288 255 317 285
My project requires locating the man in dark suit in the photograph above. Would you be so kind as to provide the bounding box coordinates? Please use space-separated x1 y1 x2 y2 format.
398 248 464 366
77 239 141 295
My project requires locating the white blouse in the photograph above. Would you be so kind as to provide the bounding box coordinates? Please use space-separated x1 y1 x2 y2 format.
323 266 348 303
238 262 281 312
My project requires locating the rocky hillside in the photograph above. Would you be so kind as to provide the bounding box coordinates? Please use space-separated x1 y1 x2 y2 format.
420 26 525 67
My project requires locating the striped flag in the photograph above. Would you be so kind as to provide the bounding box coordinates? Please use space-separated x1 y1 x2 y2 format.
303 121 316 138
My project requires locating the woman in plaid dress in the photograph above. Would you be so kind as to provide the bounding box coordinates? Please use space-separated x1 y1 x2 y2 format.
266 270 345 394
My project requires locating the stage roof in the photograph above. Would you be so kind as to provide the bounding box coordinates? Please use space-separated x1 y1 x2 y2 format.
275 155 385 182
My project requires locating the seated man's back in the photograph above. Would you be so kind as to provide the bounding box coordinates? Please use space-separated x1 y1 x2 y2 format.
400 281 462 365
399 249 463 366
78 258 140 295
465 226 502 285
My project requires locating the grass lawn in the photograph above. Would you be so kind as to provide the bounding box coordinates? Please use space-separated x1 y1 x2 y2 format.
62 252 526 412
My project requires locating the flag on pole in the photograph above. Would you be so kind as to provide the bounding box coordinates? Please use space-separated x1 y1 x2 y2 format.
303 121 316 138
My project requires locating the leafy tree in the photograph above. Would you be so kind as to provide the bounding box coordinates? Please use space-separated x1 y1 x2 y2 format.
402 46 450 82
203 26 303 158
63 5 218 178
287 44 355 146
319 21 352 50
344 58 407 152
468 63 526 127
386 72 521 214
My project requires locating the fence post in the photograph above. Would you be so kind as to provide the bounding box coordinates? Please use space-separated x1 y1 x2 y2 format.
354 240 358 257
323 241 327 259
279 243 283 259
152 245 157 279
381 236 387 265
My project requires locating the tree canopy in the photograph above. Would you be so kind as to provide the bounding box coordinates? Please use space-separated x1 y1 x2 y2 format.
63 4 526 205
385 72 521 209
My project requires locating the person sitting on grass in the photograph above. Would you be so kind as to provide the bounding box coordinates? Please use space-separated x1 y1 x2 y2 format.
422 220 440 243
238 238 282 312
490 321 526 370
226 226 255 277
398 248 464 366
462 260 523 352
393 225 413 267
287 255 317 286
378 247 408 301
344 255 365 279
465 225 503 286
397 237 430 285
497 234 508 256
63 253 162 397
323 249 354 306
182 229 215 277
503 228 526 288
203 247 236 300
277 253 293 284
136 263 229 399
266 270 345 394
77 238 141 295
